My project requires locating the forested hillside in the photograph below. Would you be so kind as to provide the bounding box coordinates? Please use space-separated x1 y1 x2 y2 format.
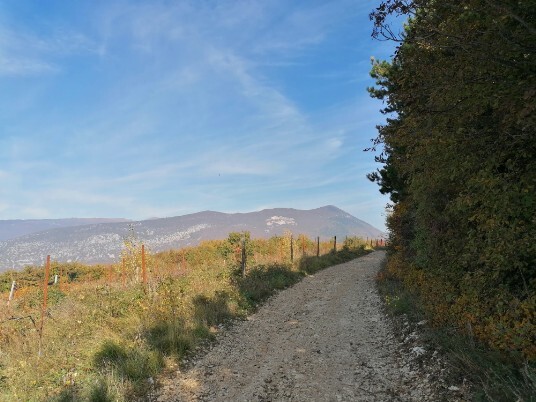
368 0 535 360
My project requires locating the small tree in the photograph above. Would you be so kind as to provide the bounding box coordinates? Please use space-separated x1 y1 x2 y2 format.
120 225 151 284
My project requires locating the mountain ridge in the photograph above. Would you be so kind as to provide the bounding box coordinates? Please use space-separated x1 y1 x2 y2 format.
0 206 383 271
0 218 132 242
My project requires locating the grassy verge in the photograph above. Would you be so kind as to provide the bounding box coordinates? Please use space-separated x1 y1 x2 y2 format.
0 236 371 401
376 255 536 402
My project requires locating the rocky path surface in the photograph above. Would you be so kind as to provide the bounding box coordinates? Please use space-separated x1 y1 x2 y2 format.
154 251 441 401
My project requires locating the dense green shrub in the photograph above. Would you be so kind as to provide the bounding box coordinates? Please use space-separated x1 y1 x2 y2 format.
368 0 535 359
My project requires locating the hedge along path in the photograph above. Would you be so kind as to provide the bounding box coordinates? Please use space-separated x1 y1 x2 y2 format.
155 251 435 401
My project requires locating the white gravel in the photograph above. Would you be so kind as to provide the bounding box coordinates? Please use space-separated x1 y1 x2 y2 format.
154 251 441 401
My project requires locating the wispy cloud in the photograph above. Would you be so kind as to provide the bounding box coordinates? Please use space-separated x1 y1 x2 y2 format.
0 0 392 230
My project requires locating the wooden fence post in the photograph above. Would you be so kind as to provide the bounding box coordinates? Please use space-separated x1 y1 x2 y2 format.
317 236 320 257
302 235 306 257
333 236 337 252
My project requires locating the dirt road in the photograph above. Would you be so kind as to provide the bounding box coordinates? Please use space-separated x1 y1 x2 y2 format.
154 251 439 401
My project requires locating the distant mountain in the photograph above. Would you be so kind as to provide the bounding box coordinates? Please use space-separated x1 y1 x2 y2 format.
0 206 383 271
0 218 131 241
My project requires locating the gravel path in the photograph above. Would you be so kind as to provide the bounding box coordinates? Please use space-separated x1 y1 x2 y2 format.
155 251 438 401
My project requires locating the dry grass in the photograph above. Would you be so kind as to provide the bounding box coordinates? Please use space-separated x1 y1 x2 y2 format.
0 235 370 401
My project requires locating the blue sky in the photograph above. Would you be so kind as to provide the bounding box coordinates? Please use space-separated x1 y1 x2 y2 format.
0 0 397 231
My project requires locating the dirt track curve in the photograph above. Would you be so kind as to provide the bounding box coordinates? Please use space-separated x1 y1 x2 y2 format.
154 251 441 401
